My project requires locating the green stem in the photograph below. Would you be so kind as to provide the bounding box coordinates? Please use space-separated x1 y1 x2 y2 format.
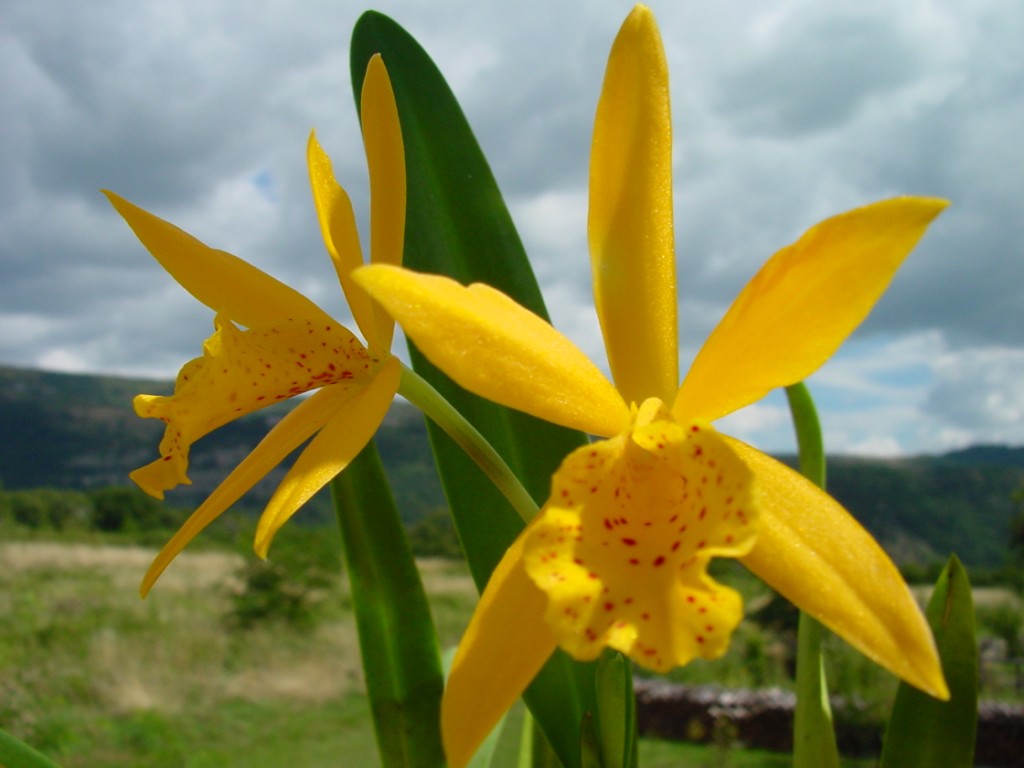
785 383 840 768
398 362 539 523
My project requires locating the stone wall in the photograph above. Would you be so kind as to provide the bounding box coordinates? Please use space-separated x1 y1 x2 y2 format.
634 679 1024 767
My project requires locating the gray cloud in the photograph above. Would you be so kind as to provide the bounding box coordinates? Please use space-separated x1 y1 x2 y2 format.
1 0 1022 453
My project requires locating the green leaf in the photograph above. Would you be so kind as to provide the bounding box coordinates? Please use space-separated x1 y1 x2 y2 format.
350 12 614 768
579 712 602 768
785 383 840 768
0 728 63 768
331 440 446 768
594 652 638 768
880 555 978 768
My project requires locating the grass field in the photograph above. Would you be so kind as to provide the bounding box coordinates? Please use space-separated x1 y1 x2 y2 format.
0 533 1001 767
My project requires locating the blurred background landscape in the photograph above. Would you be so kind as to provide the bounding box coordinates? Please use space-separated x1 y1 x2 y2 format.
2 363 1023 766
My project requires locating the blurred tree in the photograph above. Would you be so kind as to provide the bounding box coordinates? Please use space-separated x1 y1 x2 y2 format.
87 486 175 532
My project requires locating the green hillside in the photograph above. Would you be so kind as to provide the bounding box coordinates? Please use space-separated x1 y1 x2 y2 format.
0 365 445 525
1 364 1022 568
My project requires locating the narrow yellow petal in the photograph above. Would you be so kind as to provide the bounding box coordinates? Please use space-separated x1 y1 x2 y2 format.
104 191 331 328
443 533 557 768
589 5 677 405
730 438 949 699
131 313 378 498
307 131 381 348
253 355 401 556
675 198 949 423
361 54 405 350
140 385 360 596
524 410 756 671
354 264 631 438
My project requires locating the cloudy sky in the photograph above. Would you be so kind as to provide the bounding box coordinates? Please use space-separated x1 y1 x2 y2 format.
3 0 1022 456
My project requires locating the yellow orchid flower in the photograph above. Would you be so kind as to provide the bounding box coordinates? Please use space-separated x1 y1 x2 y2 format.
353 6 949 765
105 55 404 596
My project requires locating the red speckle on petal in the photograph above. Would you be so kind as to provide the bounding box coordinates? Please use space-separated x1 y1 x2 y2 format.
621 537 637 546
653 556 665 567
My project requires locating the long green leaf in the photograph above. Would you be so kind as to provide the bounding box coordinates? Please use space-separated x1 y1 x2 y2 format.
0 728 63 768
350 12 610 768
331 440 446 768
879 555 978 767
594 652 638 768
785 383 840 768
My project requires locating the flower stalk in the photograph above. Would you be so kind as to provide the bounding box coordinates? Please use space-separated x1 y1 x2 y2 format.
398 363 539 524
786 382 840 768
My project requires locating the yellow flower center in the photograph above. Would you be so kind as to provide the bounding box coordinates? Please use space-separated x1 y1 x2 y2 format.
523 398 759 671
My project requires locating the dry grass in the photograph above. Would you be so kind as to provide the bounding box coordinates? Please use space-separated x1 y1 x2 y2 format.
1 541 242 595
0 540 367 726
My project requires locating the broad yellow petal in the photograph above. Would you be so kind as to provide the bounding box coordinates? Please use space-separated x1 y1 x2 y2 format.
675 198 948 423
524 409 757 671
104 191 331 328
730 438 948 699
361 54 405 350
131 313 378 498
140 384 361 596
589 5 677 405
354 264 631 437
443 532 557 768
308 132 381 348
253 355 401 556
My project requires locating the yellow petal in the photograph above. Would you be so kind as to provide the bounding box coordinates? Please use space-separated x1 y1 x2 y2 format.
524 408 756 671
104 191 331 329
253 355 401 556
140 384 360 596
131 313 378 498
589 5 677 405
361 54 405 350
674 198 949 423
308 131 381 348
354 264 631 437
730 438 949 699
443 532 557 768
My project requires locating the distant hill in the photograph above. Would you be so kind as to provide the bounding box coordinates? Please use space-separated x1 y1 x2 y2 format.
1 364 1022 568
0 365 444 525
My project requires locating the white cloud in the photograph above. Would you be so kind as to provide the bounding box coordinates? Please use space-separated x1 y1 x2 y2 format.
927 347 1024 444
